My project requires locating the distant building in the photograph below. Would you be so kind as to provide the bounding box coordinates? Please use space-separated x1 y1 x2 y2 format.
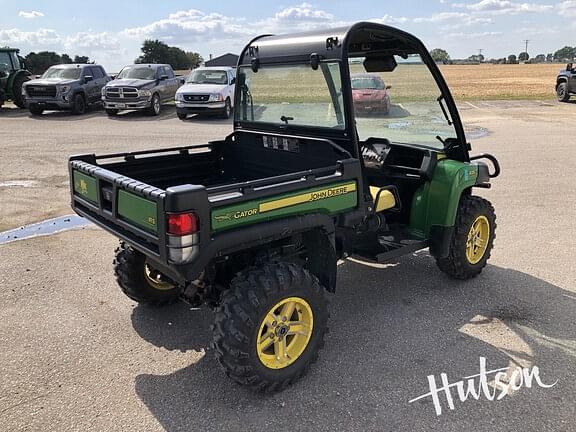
205 53 239 68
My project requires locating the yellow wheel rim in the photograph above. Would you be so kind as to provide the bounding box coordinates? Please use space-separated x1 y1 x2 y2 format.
466 215 490 265
144 262 175 291
256 297 314 370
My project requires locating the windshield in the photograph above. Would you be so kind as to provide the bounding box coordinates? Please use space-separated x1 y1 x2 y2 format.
350 54 456 149
352 76 385 90
116 66 156 80
187 69 228 84
235 62 345 130
42 67 81 80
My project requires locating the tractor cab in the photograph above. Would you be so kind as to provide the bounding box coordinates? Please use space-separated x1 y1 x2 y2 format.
235 22 499 264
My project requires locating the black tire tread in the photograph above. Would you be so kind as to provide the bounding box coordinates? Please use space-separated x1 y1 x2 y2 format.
12 74 29 108
113 242 181 306
436 195 496 280
212 262 329 392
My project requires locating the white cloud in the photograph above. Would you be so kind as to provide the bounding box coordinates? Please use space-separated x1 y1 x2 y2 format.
558 1 576 17
274 2 334 22
461 0 553 14
0 28 60 45
18 10 44 19
447 30 503 38
414 11 493 25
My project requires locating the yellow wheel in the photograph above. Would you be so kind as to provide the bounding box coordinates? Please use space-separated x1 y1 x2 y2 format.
114 242 181 306
466 215 490 265
213 263 329 392
436 195 496 279
256 297 314 369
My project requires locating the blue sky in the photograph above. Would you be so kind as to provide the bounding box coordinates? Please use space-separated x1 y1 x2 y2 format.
1 1 575 71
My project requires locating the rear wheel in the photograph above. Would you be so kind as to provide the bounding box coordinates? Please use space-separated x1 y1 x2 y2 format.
213 262 329 392
557 82 570 102
148 93 161 116
29 104 44 116
71 93 86 115
113 243 182 306
12 74 29 108
436 195 496 279
106 108 118 116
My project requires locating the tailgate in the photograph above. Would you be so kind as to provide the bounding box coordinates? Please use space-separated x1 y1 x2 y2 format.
69 158 168 259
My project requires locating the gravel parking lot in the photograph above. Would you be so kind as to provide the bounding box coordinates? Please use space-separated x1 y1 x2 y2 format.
1 102 575 431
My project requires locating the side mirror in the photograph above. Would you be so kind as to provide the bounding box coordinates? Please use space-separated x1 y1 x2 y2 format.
84 75 93 83
230 77 236 85
160 74 168 81
385 85 392 90
180 78 185 85
364 56 398 73
567 63 574 71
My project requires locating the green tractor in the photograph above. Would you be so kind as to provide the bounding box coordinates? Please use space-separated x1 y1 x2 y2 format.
0 48 31 109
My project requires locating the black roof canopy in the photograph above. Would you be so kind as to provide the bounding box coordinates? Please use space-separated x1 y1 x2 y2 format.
238 22 428 66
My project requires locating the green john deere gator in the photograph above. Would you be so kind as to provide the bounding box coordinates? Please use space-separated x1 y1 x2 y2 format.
69 22 501 391
0 48 30 109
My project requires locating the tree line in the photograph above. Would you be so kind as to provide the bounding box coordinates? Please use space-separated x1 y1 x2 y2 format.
20 40 204 75
430 46 576 65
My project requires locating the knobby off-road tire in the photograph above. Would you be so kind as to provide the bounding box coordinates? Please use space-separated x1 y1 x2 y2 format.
213 262 330 392
436 195 496 279
113 243 182 306
557 82 570 103
12 74 29 108
221 98 232 119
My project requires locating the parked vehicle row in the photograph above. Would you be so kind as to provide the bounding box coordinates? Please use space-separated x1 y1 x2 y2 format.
17 62 239 119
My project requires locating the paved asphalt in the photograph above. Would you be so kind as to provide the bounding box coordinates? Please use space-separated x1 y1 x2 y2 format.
0 101 575 431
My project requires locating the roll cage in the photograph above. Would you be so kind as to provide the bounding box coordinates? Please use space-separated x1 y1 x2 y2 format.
234 22 470 162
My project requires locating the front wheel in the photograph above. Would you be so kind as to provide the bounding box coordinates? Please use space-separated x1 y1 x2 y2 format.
435 195 496 279
177 112 187 120
106 108 118 116
148 94 161 116
557 82 570 102
71 93 86 115
29 104 44 116
12 74 29 108
220 98 232 119
213 263 329 392
113 243 182 306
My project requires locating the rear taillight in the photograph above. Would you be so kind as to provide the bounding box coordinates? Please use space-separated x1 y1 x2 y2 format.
167 212 198 235
166 212 200 264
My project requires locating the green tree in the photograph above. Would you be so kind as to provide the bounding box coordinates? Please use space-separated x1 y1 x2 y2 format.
166 46 190 70
186 51 203 69
24 51 62 74
507 54 518 64
518 52 529 62
534 54 545 63
73 55 91 64
429 48 450 64
553 46 575 62
61 54 73 64
136 39 170 64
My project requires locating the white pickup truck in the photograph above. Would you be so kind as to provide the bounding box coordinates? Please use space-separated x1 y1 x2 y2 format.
175 66 236 119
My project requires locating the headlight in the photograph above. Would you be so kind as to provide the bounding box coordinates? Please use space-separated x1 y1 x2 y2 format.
101 87 106 96
176 93 184 101
138 89 152 97
209 93 224 102
59 85 71 93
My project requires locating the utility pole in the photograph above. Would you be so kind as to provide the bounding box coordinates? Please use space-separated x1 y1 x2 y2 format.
523 39 530 55
478 48 484 63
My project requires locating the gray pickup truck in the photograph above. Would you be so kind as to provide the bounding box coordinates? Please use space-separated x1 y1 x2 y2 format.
102 64 182 116
22 64 110 115
556 63 576 102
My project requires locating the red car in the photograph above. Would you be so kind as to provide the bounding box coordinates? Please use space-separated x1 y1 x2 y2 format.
351 73 391 115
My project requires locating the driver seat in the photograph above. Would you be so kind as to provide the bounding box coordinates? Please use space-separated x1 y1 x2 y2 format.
370 186 397 212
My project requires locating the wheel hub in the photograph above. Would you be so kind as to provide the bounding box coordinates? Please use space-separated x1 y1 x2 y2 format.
256 297 313 369
466 215 490 264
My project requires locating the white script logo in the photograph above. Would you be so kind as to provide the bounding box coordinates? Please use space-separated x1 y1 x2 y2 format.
409 357 557 416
